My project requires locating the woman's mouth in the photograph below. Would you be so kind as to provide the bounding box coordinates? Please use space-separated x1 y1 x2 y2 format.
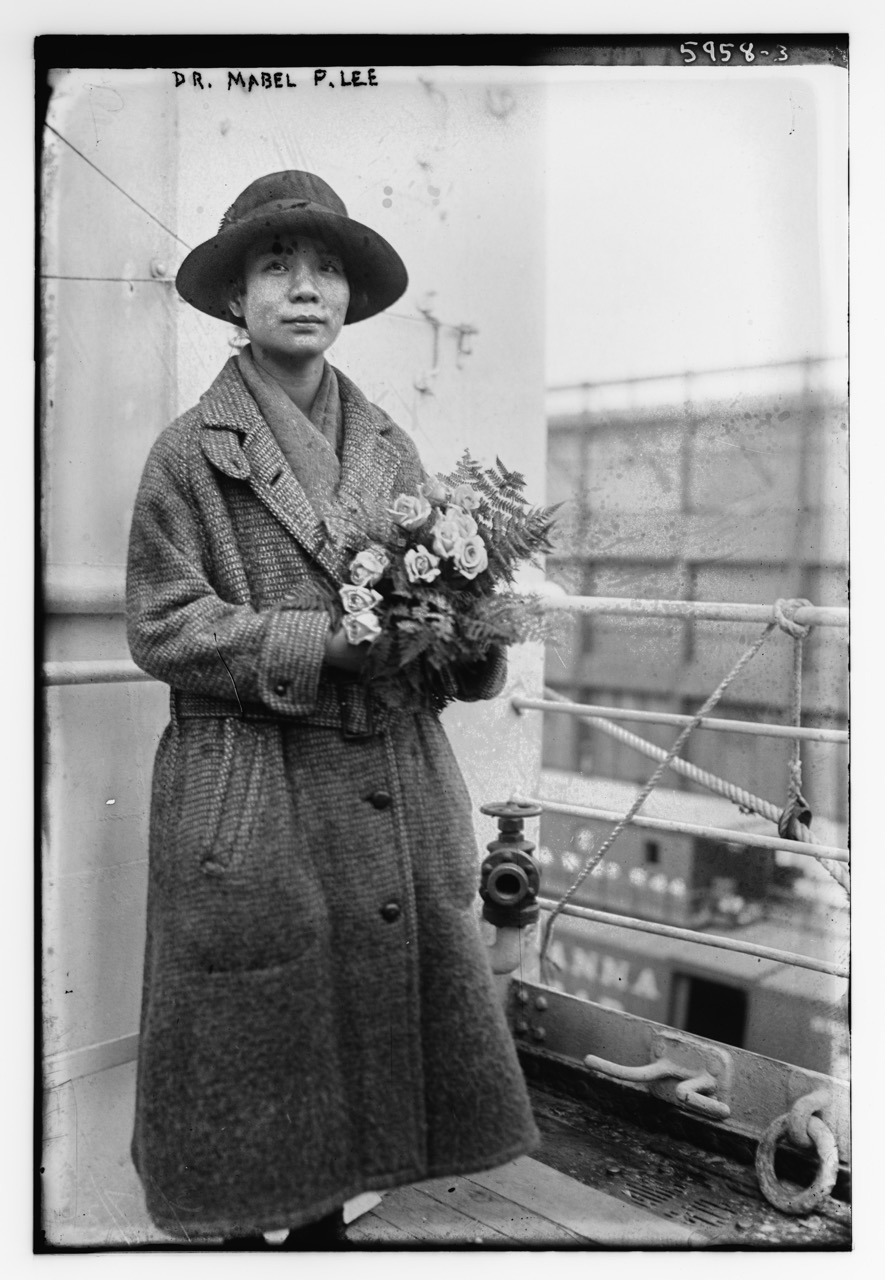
286 316 324 325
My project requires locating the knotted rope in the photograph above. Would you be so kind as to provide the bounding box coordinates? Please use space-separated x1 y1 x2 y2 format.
776 601 812 845
772 600 848 894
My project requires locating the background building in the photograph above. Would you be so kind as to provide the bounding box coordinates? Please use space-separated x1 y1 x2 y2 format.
537 361 848 1074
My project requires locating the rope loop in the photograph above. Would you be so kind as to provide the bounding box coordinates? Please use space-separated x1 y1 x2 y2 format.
755 1110 839 1216
773 597 813 639
777 789 813 841
784 1089 831 1148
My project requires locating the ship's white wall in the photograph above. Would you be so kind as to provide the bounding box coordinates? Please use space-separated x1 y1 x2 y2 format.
42 69 547 1239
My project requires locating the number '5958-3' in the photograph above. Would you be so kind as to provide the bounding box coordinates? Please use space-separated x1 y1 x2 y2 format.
680 42 789 64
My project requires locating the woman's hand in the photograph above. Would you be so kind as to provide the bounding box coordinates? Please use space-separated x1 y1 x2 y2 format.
323 625 370 674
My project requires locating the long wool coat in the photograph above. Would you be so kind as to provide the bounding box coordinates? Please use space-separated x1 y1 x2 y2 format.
126 358 540 1239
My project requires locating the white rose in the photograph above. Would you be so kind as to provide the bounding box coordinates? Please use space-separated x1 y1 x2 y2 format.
453 534 489 580
431 507 477 558
342 610 382 644
446 505 478 538
339 584 383 614
404 545 442 584
419 476 449 504
349 547 389 587
451 483 481 512
389 492 432 530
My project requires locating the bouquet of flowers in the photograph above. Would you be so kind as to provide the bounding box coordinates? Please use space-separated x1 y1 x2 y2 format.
326 452 559 709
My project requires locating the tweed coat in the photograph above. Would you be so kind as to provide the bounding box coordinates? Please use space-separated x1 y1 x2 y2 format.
126 357 540 1239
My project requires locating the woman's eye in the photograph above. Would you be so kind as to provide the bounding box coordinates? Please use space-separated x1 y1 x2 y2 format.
321 260 343 273
265 260 287 272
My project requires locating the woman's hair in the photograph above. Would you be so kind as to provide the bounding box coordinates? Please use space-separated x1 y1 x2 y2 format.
347 286 369 320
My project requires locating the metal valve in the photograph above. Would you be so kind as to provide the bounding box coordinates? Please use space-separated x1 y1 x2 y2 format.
479 800 542 929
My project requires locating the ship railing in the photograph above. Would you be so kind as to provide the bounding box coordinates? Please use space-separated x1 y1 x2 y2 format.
485 592 849 1215
507 590 848 982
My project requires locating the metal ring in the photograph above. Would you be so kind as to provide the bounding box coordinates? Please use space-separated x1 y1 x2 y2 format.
755 1112 839 1215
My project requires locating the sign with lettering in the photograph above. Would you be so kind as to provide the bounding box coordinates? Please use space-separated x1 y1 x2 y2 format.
547 933 669 1016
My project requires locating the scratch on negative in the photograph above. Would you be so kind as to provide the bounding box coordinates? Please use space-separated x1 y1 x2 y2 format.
90 1170 133 1245
150 1182 192 1243
213 633 244 716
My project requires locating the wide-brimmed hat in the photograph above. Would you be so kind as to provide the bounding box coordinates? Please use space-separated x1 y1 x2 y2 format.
175 170 408 326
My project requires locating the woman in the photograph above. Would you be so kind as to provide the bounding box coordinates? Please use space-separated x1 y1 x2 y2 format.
126 170 540 1246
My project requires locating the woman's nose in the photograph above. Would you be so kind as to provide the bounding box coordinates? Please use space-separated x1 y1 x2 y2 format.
288 261 320 300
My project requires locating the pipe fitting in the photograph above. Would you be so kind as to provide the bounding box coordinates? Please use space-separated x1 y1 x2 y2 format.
479 800 543 929
486 923 538 975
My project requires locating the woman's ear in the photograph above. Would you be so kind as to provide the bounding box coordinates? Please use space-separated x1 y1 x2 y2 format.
228 275 246 320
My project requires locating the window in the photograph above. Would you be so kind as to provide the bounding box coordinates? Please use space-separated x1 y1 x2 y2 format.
671 974 748 1049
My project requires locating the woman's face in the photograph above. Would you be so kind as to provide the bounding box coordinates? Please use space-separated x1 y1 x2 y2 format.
231 234 351 369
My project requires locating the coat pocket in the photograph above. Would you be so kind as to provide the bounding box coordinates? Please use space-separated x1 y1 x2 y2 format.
186 719 267 876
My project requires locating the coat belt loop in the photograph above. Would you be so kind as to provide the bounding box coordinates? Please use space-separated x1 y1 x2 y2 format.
337 682 377 741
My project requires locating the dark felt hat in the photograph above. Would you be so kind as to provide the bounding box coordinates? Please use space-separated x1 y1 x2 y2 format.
175 171 408 326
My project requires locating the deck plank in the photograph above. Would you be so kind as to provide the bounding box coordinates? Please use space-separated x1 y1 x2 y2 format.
417 1176 585 1243
346 1213 420 1244
468 1157 709 1247
370 1185 512 1244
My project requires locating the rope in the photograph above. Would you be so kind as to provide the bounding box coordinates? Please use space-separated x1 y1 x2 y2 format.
539 620 777 975
543 691 849 896
780 600 812 835
773 601 849 895
44 123 193 251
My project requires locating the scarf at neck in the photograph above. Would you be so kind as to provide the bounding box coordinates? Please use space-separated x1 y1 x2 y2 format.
237 345 343 517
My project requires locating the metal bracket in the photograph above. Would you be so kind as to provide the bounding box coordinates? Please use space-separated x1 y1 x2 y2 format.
454 323 479 369
583 1029 733 1120
649 1031 734 1118
507 982 849 1154
414 296 441 394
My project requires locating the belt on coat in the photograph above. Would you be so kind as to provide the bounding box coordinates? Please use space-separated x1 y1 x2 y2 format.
172 676 389 740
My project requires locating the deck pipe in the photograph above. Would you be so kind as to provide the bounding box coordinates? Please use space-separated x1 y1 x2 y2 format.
479 801 543 975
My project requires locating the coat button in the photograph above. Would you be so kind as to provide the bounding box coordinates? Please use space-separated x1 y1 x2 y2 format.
368 789 392 810
274 681 290 696
380 901 401 923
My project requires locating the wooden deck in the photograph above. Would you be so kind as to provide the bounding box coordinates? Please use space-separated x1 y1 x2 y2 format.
347 1157 704 1247
42 1060 702 1248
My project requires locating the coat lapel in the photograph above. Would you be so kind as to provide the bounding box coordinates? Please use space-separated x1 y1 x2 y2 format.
198 359 344 582
334 368 401 516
